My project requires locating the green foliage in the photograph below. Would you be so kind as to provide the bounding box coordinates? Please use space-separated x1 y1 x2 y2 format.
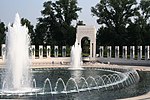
34 23 47 45
34 0 81 46
0 21 6 55
140 0 150 20
0 21 6 45
92 0 150 46
55 0 82 25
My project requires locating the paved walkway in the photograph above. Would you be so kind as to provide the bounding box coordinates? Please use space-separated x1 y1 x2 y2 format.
118 92 150 100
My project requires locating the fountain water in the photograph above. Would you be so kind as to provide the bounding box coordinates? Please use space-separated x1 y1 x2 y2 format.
1 13 39 94
70 39 83 69
37 68 139 95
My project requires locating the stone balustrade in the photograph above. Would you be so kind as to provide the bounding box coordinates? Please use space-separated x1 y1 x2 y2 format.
99 46 150 60
1 44 150 61
1 44 68 60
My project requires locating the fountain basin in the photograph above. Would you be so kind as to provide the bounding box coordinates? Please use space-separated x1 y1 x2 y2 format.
0 88 42 95
0 66 140 99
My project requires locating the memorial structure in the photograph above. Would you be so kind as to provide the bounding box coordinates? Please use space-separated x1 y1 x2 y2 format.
76 26 96 58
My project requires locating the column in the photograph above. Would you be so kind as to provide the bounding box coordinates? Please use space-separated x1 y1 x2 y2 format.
62 46 66 57
107 46 111 58
137 46 142 60
145 46 149 60
99 46 104 58
93 42 96 58
54 46 58 57
1 44 6 60
39 45 43 59
115 46 119 58
31 45 35 59
122 46 127 59
130 46 135 59
47 46 51 58
90 42 92 58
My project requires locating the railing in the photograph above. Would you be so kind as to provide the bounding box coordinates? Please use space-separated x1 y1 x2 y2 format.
1 44 67 60
1 44 150 61
99 46 150 60
97 46 150 66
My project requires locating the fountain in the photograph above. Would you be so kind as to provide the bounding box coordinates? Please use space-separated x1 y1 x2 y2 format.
70 39 83 70
0 14 140 99
1 13 40 95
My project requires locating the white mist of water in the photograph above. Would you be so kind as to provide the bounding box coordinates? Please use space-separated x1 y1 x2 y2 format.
70 39 82 69
3 13 31 90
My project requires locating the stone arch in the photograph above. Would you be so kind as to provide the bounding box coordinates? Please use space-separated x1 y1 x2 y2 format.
76 26 96 58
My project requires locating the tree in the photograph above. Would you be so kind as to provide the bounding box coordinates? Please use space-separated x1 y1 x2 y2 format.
91 0 139 46
0 21 6 56
140 0 150 21
55 0 81 25
0 21 6 45
35 0 81 46
126 22 142 45
126 0 150 45
138 0 150 45
38 1 65 45
34 22 48 45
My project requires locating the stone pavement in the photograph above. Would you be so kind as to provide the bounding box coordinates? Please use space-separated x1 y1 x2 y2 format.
118 92 150 100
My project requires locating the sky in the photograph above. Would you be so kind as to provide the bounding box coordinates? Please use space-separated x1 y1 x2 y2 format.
0 0 98 28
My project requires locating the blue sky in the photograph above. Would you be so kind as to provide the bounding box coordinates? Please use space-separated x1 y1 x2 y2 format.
0 0 140 29
0 0 98 28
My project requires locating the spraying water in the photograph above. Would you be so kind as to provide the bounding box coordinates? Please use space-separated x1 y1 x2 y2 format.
70 39 83 69
3 13 31 90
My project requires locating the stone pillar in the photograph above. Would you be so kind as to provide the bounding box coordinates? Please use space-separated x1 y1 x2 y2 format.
62 46 66 57
130 46 135 59
122 46 127 59
93 42 96 58
39 45 43 59
115 46 119 58
31 45 35 59
47 46 51 58
145 46 149 60
1 44 6 60
90 42 96 58
54 46 58 57
99 46 104 58
107 46 111 58
137 46 142 60
90 42 92 58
